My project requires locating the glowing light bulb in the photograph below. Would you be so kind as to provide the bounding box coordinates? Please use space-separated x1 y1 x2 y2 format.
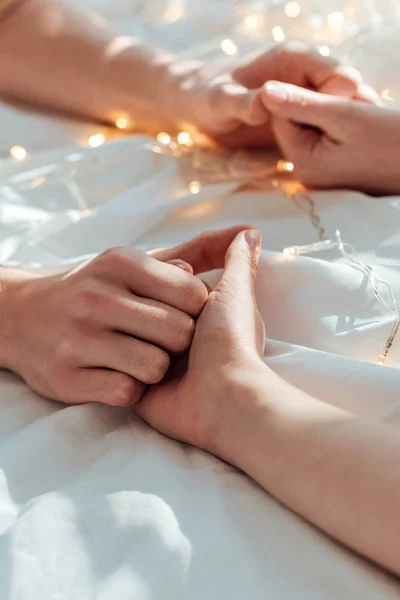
283 246 298 257
189 181 201 194
177 131 192 145
221 38 237 56
327 12 344 27
272 26 286 42
284 1 301 18
244 14 259 30
115 117 128 129
157 132 171 145
10 145 27 160
277 159 294 173
378 354 387 365
318 45 331 57
88 133 106 148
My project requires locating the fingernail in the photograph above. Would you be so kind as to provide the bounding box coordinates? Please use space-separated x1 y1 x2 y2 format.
245 229 261 253
168 259 193 274
265 81 289 103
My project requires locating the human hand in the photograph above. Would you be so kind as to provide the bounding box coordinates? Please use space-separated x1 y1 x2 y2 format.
137 229 272 455
262 81 400 195
175 42 380 148
1 227 245 406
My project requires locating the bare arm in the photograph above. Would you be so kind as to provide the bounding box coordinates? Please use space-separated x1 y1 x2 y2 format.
220 375 400 575
0 0 201 132
137 228 400 577
0 1 374 146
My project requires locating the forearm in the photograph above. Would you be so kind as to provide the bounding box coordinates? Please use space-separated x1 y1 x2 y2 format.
222 375 400 575
0 0 202 131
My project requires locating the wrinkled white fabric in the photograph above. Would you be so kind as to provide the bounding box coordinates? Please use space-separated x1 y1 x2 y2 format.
1 1 400 598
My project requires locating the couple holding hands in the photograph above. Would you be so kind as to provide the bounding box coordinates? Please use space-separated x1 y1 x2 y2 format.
1 0 400 576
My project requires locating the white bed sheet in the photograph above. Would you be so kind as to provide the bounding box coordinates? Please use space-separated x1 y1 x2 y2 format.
1 1 400 598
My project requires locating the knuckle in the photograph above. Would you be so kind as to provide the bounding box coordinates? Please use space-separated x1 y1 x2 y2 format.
72 281 109 320
50 330 83 379
112 375 138 407
336 65 363 86
140 348 170 384
180 281 208 316
96 246 141 273
98 246 125 266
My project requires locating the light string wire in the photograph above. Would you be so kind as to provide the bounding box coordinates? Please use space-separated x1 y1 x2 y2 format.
151 135 399 365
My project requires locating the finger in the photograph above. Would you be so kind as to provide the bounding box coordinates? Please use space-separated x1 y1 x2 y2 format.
97 291 195 353
97 248 208 316
210 229 262 353
354 83 383 106
233 42 361 94
211 79 269 127
149 225 252 274
218 229 261 300
80 332 171 385
167 259 193 274
64 369 146 407
227 85 269 126
262 81 352 137
317 65 363 98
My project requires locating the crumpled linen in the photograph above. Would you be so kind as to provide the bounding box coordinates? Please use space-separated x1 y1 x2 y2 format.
1 0 400 597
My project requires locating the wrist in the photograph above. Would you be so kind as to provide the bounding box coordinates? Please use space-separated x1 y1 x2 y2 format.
212 364 283 466
0 268 39 371
365 107 400 195
109 46 205 133
151 56 206 132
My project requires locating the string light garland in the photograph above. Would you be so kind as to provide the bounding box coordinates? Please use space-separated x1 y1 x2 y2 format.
149 134 399 365
5 0 399 359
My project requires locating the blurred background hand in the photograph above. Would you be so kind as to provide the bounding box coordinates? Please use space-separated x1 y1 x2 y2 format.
262 80 399 194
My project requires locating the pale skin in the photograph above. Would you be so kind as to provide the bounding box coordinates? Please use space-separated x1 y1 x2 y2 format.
0 0 378 403
0 227 246 406
0 0 400 579
0 0 379 147
138 229 400 577
262 80 400 195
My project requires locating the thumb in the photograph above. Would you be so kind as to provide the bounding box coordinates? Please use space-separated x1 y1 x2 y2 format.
213 229 264 355
261 80 351 139
148 225 251 274
218 229 261 297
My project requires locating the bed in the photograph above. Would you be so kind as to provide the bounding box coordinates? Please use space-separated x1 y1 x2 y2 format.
1 1 400 597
